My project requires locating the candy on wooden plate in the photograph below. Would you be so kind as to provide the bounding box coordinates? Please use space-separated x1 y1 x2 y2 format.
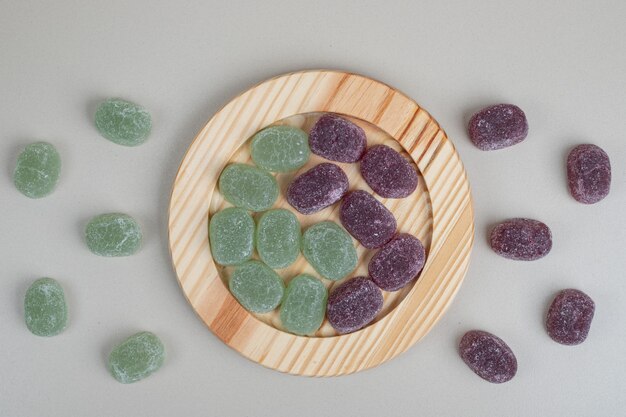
108 332 165 384
546 289 595 345
13 142 61 198
287 163 349 215
489 218 552 261
94 98 152 146
280 274 328 335
209 207 255 266
250 125 310 172
369 234 425 291
326 277 383 334
458 330 517 384
308 114 367 163
85 213 142 257
468 104 528 151
256 209 301 269
24 278 68 337
567 144 611 204
229 260 285 313
219 163 278 212
340 190 396 249
301 221 357 281
360 145 418 198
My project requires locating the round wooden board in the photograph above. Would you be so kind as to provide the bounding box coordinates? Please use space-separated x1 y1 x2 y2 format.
168 70 474 376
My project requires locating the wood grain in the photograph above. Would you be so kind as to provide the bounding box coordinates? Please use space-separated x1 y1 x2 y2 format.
168 70 474 376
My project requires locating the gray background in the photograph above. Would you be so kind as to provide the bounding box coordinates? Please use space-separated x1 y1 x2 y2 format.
1 1 625 416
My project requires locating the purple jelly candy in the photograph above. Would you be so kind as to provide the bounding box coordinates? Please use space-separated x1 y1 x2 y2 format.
309 114 367 163
327 277 383 334
490 218 552 261
459 330 517 384
468 104 528 151
360 145 418 198
546 289 595 345
287 163 349 215
369 234 425 291
339 190 396 249
567 144 611 204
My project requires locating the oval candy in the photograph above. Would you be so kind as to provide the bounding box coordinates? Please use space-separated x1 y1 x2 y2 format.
369 234 425 291
468 104 528 151
546 289 595 345
360 145 418 198
459 330 517 384
219 164 279 212
108 331 165 384
256 209 301 269
309 114 367 163
210 207 255 266
94 98 152 146
302 221 357 281
287 163 349 215
14 142 61 198
280 274 328 335
340 190 396 249
567 144 611 204
327 277 383 334
490 218 552 261
229 260 285 313
24 278 68 337
85 213 142 257
250 125 310 172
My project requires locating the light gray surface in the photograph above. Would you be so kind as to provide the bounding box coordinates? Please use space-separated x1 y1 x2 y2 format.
1 1 625 416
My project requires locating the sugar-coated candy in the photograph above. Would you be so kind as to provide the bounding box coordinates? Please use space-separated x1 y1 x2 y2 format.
302 221 357 281
219 163 279 212
250 125 310 172
458 330 517 384
326 277 383 334
108 332 165 384
14 142 61 198
256 209 301 269
94 98 152 146
340 190 396 249
546 289 595 345
24 278 68 337
369 234 425 291
567 144 611 204
308 114 367 163
85 213 142 257
280 274 328 335
210 207 255 266
360 145 418 198
229 260 285 313
468 104 528 151
490 218 551 261
287 163 349 214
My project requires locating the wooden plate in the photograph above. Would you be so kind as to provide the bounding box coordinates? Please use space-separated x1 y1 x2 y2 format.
168 70 474 376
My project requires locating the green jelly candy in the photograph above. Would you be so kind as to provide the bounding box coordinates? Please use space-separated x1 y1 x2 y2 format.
108 332 165 384
24 278 68 337
209 207 255 266
256 209 301 269
280 274 327 335
302 221 357 281
13 142 61 198
85 213 142 257
229 260 285 313
94 98 152 146
219 164 279 211
250 125 310 172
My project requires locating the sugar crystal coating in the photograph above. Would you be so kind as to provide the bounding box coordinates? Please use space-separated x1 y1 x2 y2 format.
468 104 528 151
302 221 357 281
309 114 367 162
256 209 301 269
13 142 61 198
108 332 165 384
250 125 310 172
229 260 285 313
85 213 142 257
94 98 152 146
210 207 255 266
280 274 328 335
287 163 349 214
490 218 551 261
327 277 383 334
24 278 68 337
567 144 611 204
369 234 425 291
340 190 397 249
219 163 279 212
546 289 595 345
360 145 418 198
459 330 517 384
